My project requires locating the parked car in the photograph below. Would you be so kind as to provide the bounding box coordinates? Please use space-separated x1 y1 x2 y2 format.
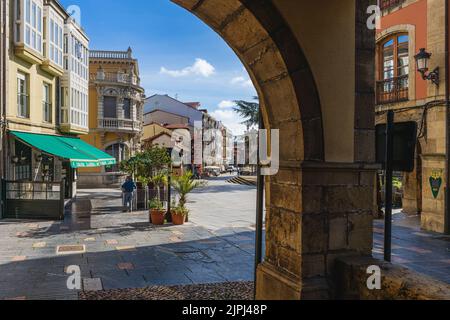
225 166 238 174
204 166 221 177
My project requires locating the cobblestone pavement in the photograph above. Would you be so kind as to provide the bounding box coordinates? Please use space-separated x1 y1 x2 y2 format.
0 176 257 300
373 211 450 284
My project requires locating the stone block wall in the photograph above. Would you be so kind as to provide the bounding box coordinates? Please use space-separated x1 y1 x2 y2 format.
257 162 378 299
334 255 450 300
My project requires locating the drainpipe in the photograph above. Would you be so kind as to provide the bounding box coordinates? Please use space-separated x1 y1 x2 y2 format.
445 0 450 234
0 0 6 214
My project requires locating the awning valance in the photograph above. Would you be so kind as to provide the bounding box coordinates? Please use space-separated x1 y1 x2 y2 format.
10 131 117 169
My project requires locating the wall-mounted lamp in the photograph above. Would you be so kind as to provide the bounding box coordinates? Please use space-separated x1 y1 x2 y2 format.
414 48 439 85
11 156 19 164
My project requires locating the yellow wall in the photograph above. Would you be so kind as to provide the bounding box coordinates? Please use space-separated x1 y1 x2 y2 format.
6 53 59 135
142 123 172 142
273 0 356 163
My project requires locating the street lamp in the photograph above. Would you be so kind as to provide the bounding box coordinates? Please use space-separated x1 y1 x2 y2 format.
415 48 440 85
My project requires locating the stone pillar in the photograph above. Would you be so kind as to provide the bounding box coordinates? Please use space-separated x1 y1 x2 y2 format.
402 159 421 215
256 162 377 300
97 87 104 127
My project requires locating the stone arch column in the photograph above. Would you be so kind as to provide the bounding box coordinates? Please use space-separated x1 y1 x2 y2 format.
173 0 377 300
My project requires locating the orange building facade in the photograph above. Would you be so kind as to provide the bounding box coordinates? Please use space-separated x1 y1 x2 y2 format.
376 0 450 233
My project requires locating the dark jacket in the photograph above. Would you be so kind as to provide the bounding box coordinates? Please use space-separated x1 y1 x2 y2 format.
122 180 137 193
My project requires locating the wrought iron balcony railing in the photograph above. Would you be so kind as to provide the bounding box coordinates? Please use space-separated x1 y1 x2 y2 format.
376 75 409 105
380 0 406 10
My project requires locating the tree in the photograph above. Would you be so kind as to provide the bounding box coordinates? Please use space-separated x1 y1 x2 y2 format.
171 171 206 209
149 172 168 201
120 146 171 183
233 96 260 130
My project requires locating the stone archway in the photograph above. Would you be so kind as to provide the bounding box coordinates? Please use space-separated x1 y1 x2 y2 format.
173 0 324 162
173 0 377 300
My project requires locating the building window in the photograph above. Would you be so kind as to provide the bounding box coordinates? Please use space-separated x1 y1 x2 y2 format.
376 34 409 104
123 98 131 119
17 73 29 118
104 96 117 118
22 0 43 54
48 14 63 67
105 143 129 172
14 140 32 181
43 83 52 123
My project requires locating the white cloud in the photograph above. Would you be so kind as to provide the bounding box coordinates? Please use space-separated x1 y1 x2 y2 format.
210 109 247 136
160 58 215 78
218 100 236 109
230 76 253 88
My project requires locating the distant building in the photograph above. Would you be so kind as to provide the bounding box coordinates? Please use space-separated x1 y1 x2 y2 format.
78 48 145 188
202 110 232 170
144 110 189 130
144 94 203 131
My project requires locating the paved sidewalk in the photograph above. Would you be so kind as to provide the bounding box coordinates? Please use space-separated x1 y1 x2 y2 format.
0 180 257 300
1 176 449 300
373 212 450 284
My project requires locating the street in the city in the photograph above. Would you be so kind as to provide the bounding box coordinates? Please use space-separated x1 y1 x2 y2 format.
0 176 449 300
0 176 257 300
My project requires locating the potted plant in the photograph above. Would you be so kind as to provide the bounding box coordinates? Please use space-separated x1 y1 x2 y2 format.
170 171 206 222
148 197 165 225
171 202 189 225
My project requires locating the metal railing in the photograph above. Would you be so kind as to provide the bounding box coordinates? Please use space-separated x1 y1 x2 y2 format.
4 181 63 201
126 186 169 211
90 50 132 60
376 75 409 105
2 180 65 220
98 118 142 131
380 0 406 10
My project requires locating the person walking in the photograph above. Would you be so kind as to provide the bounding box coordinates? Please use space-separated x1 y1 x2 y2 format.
121 176 137 212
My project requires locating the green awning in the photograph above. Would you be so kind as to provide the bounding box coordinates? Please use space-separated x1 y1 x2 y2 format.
10 131 116 169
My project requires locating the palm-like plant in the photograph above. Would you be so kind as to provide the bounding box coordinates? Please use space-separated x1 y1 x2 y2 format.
171 171 206 209
233 96 260 130
149 171 168 201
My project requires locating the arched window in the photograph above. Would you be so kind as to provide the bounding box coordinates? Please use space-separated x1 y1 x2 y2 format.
377 34 409 104
105 143 129 173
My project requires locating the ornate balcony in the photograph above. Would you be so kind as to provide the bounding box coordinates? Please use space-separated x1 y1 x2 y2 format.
90 72 140 86
376 75 409 105
98 118 142 132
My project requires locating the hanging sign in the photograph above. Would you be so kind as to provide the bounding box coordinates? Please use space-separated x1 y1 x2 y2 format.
429 169 443 199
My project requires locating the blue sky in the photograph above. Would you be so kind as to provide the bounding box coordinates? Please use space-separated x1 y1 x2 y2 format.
59 0 256 135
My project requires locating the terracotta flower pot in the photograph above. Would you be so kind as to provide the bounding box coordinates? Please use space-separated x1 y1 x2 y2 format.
150 210 165 225
171 212 186 225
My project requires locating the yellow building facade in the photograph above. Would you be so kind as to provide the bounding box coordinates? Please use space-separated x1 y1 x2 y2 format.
78 48 145 187
2 0 90 202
